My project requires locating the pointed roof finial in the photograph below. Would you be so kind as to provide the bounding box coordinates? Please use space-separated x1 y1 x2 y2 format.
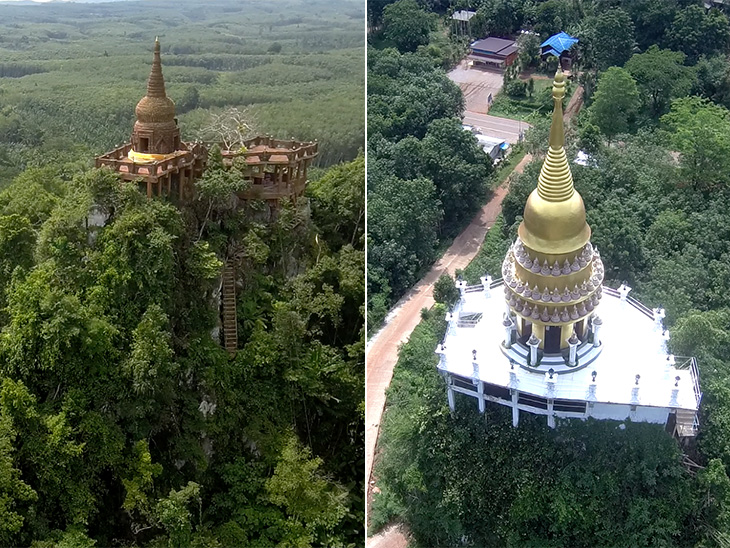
549 69 566 148
536 69 573 202
146 38 166 99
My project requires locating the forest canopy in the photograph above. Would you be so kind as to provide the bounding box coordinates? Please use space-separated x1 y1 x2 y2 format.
0 0 365 546
370 0 730 546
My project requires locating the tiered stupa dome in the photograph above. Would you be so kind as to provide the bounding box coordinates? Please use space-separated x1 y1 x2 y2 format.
130 38 180 157
502 70 604 352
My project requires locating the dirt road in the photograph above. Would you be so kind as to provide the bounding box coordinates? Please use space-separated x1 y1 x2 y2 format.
365 154 533 547
462 111 529 144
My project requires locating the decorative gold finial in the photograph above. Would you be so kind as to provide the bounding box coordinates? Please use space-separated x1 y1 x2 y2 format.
537 69 573 202
517 68 590 256
548 69 566 149
146 38 166 98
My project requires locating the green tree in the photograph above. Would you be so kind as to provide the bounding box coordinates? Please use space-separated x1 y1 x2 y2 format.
668 5 730 63
625 45 695 117
593 8 635 71
694 54 730 109
577 121 602 155
420 117 492 233
265 436 348 547
624 0 678 51
532 0 576 38
368 167 442 298
433 273 459 306
177 86 200 113
590 67 640 142
0 403 36 546
661 96 730 191
588 198 646 285
368 47 463 141
0 214 34 317
308 154 365 251
382 0 433 53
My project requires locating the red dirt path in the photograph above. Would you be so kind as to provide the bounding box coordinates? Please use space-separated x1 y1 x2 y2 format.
365 154 533 545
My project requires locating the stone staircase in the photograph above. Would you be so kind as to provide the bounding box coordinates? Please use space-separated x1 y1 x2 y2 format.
457 312 483 328
221 259 237 355
674 408 698 438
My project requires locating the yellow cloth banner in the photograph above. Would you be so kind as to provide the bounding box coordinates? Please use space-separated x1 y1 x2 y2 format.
128 149 175 164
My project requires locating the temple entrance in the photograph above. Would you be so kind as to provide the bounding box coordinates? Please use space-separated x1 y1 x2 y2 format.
519 318 532 344
545 325 562 354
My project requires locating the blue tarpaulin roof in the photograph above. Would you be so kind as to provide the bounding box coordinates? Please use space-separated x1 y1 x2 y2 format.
540 32 578 55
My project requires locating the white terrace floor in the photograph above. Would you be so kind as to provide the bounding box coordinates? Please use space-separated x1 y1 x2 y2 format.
439 283 700 413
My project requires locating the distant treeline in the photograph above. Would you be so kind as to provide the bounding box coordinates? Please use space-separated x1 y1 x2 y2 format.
163 54 274 72
0 63 47 78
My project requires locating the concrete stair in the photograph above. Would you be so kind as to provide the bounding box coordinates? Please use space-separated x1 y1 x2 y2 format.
675 408 698 438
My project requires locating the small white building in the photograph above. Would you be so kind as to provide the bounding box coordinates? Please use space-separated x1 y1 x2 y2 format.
451 10 477 36
436 71 701 437
476 134 509 162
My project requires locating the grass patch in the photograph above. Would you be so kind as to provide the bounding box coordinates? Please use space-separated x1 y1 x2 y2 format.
492 147 526 188
488 77 576 122
461 212 510 284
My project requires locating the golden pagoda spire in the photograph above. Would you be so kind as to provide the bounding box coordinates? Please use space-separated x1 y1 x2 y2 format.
146 37 167 99
501 69 603 352
518 69 589 256
537 70 574 202
131 38 180 156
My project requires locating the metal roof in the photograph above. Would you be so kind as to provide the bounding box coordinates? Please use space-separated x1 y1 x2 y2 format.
471 37 516 54
452 10 476 21
540 31 579 55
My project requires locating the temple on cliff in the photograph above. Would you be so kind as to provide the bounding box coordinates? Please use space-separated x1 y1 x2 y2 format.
95 39 320 356
436 71 701 438
95 39 318 209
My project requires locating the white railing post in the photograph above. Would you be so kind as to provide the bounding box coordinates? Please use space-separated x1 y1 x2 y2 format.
447 376 455 411
528 334 541 365
653 307 665 332
631 374 640 405
618 283 632 302
481 274 493 298
503 315 514 348
446 311 456 336
435 343 447 372
592 316 603 347
568 332 579 366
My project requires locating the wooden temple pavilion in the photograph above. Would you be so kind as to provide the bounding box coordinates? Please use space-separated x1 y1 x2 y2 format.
222 136 318 206
96 40 317 208
96 39 207 201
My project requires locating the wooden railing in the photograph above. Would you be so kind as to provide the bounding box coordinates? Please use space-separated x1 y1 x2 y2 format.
221 136 318 164
96 141 205 179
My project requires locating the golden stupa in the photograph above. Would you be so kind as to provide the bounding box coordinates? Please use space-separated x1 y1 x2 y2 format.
129 38 181 161
502 70 604 352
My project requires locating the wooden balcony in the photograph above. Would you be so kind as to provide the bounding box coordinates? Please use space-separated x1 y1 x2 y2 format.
95 142 207 182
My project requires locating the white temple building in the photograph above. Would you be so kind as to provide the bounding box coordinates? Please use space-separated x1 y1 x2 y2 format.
436 71 701 437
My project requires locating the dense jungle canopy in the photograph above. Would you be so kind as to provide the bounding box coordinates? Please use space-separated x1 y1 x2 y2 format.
0 0 365 546
369 0 730 546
